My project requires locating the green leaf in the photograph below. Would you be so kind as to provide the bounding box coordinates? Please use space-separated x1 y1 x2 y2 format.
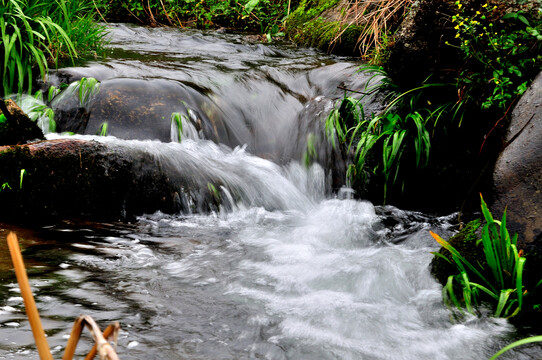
244 0 260 13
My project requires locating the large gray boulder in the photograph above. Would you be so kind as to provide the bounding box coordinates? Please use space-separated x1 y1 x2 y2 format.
492 71 542 244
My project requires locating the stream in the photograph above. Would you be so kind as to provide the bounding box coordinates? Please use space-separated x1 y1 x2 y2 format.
0 24 537 359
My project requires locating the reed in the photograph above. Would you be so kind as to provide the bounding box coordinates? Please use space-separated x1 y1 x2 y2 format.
6 232 53 360
6 232 121 360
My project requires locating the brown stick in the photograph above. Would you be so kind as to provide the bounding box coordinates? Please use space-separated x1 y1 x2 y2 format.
6 232 54 360
84 323 120 360
62 316 86 360
62 317 120 360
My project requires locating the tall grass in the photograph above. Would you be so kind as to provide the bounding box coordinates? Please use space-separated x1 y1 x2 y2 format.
430 194 532 318
0 0 108 97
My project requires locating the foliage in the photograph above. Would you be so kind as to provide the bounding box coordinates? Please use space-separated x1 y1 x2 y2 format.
17 92 56 133
0 168 25 193
99 0 289 34
430 194 534 318
303 132 317 167
0 0 108 97
76 77 101 107
98 122 108 136
325 66 462 201
450 1 542 112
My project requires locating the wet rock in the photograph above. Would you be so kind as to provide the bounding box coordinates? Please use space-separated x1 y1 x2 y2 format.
0 99 45 145
51 78 229 144
491 71 542 245
0 139 184 221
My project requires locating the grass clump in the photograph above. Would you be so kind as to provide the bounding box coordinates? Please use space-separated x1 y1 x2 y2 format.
0 0 108 97
325 3 541 205
430 194 541 318
325 65 462 202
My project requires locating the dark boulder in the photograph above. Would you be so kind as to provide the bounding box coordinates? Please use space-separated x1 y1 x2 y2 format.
51 78 229 144
384 0 459 88
0 139 185 221
0 99 45 145
491 71 542 245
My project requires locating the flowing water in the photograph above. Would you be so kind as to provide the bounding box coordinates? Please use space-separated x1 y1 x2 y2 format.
0 25 537 359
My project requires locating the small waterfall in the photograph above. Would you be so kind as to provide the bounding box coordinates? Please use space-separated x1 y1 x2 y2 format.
47 133 325 213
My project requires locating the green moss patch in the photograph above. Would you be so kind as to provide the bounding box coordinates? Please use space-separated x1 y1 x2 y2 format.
430 219 485 285
285 0 360 54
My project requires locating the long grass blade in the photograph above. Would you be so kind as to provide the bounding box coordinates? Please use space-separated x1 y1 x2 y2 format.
490 336 542 360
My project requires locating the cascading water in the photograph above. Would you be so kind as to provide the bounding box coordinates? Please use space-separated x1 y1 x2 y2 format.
0 24 536 359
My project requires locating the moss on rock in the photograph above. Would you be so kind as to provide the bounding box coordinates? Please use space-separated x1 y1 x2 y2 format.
285 0 360 55
430 219 485 285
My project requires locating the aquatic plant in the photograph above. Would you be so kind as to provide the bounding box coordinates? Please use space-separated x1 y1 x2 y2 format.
76 77 101 107
18 93 57 133
430 194 533 318
171 112 185 143
303 132 317 168
0 0 107 97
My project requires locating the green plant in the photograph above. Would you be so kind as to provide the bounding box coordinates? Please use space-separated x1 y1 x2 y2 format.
100 0 288 33
0 0 107 97
430 194 529 318
98 122 108 136
325 66 461 201
303 132 317 168
171 112 185 143
19 168 25 189
450 2 542 112
17 93 56 133
76 77 101 107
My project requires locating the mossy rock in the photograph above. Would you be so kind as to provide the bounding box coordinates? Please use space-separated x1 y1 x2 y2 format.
430 219 486 285
285 0 360 55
